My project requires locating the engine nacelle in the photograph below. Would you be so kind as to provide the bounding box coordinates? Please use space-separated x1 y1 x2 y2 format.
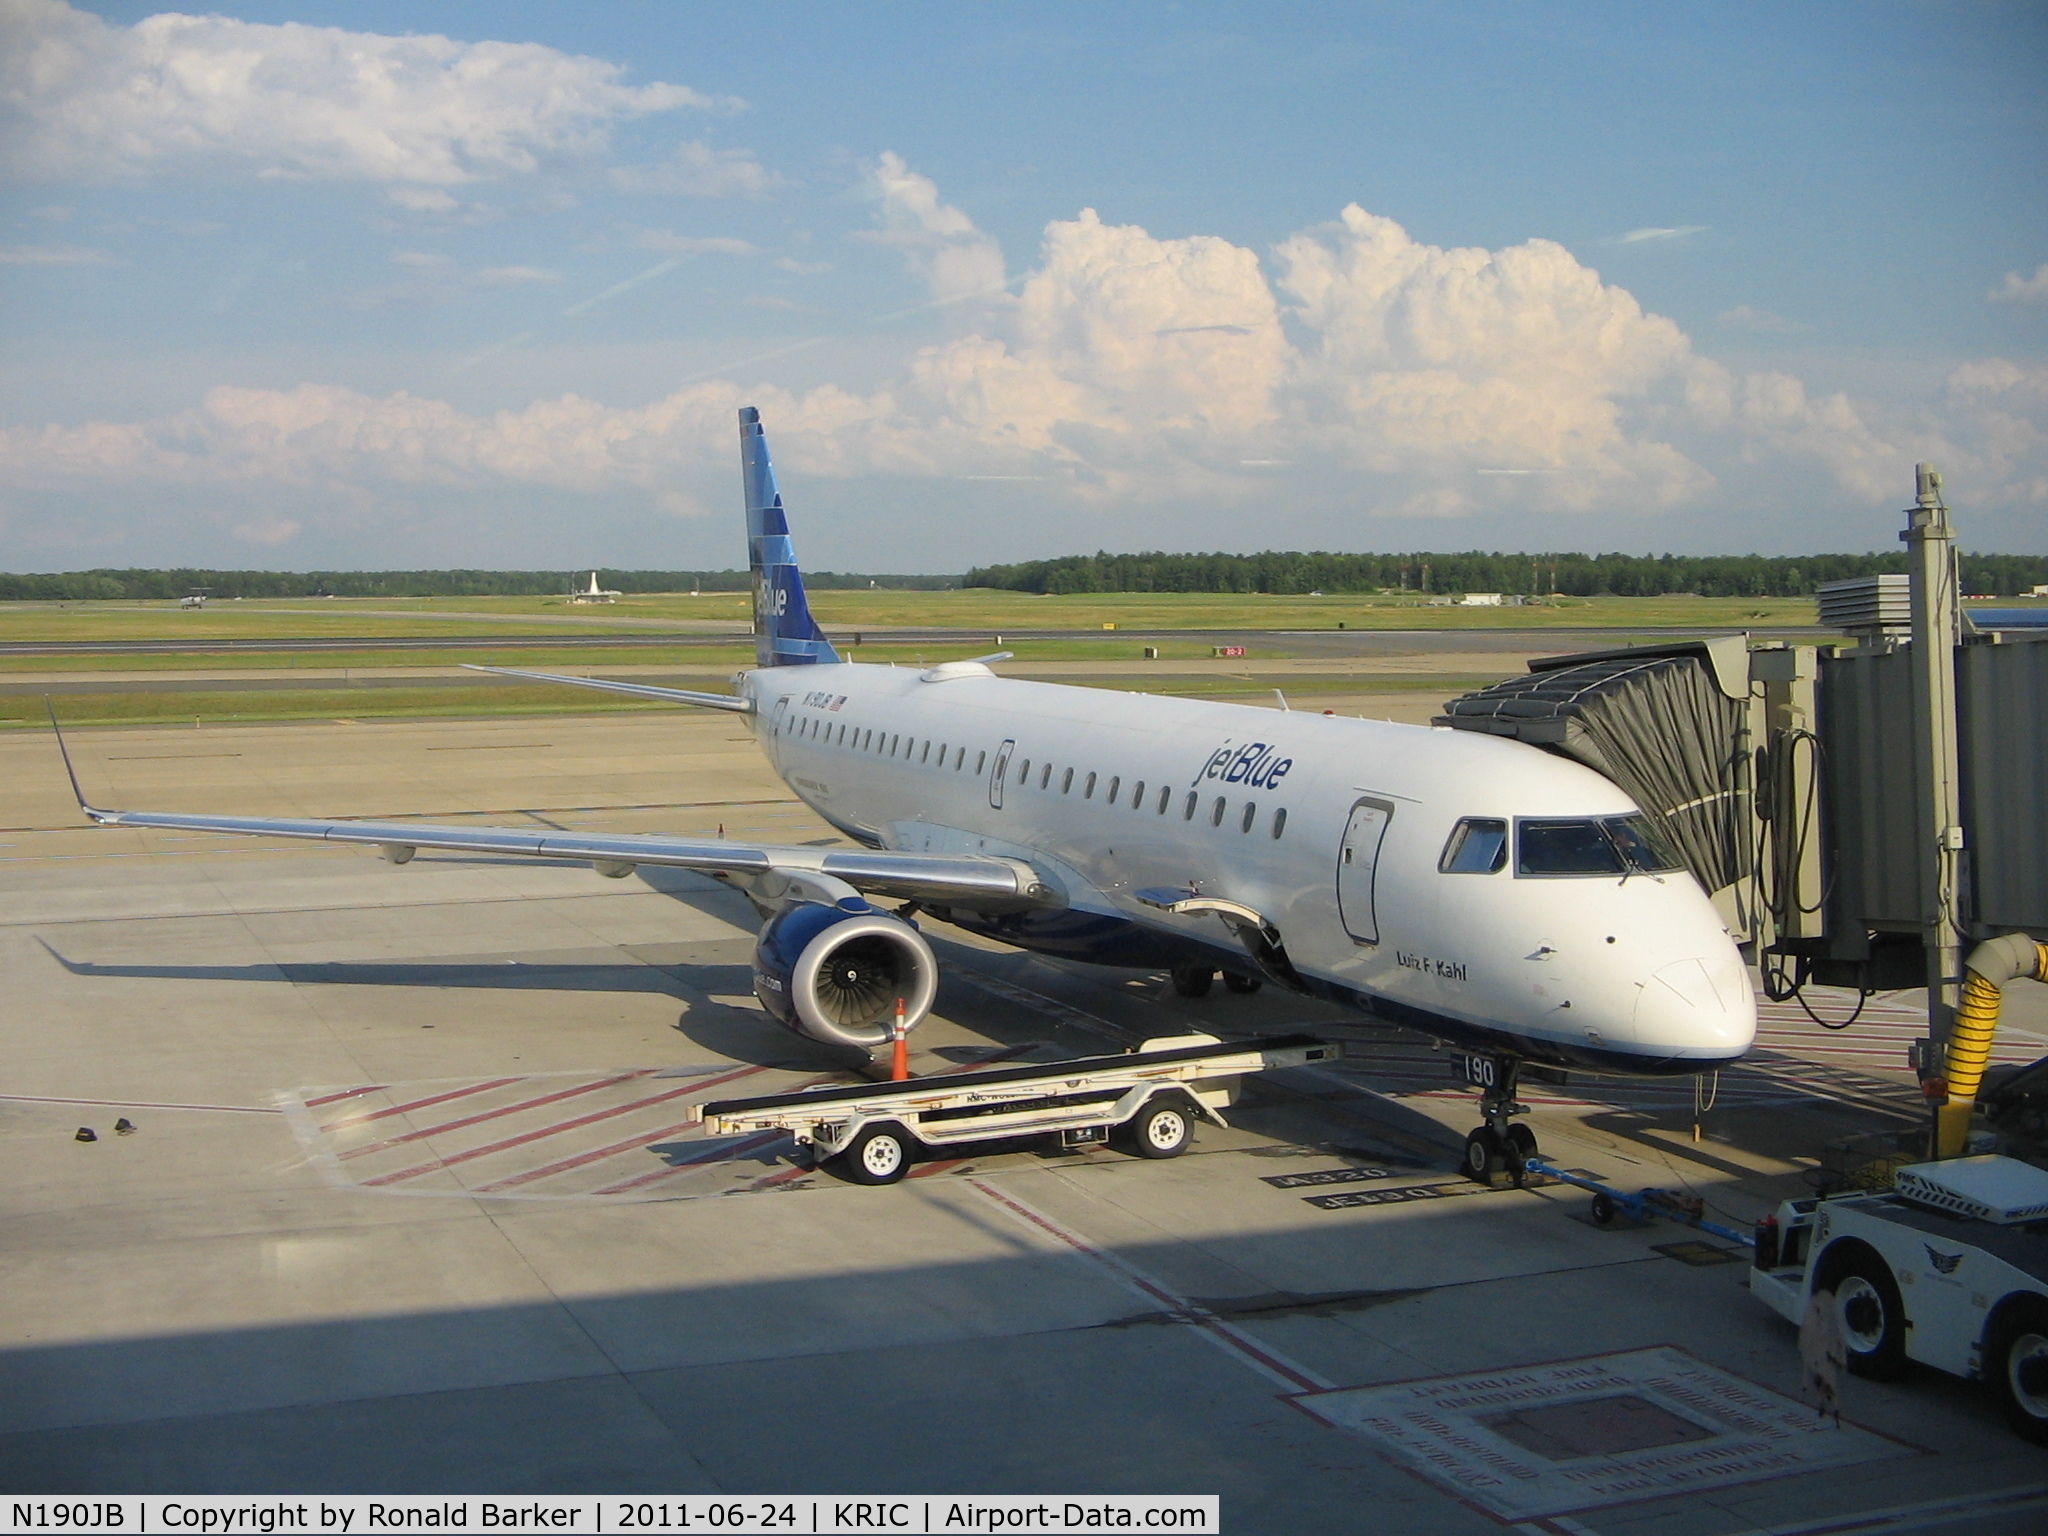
752 897 940 1050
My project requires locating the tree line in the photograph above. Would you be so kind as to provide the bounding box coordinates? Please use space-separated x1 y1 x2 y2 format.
0 568 955 601
960 550 2048 598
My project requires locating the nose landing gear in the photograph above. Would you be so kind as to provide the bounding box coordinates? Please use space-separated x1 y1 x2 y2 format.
1458 1053 1537 1185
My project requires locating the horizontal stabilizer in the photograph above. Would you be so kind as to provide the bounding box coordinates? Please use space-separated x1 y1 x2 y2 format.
461 664 753 713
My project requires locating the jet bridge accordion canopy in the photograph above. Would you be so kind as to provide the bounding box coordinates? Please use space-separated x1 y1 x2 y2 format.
1434 644 1749 901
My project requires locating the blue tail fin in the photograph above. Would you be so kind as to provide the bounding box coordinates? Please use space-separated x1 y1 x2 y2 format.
740 406 840 669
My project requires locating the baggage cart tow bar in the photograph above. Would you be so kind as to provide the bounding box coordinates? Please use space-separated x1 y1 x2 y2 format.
1521 1155 1754 1248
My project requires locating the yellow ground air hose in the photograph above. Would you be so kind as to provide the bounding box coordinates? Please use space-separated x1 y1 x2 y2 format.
1937 933 2048 1157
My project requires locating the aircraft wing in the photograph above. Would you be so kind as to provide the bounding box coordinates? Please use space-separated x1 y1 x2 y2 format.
461 664 754 714
49 715 1053 911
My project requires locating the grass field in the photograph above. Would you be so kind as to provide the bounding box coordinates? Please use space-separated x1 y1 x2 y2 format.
0 588 1826 643
0 587 1834 729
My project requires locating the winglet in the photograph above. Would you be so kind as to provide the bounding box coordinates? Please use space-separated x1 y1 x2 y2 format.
44 698 119 824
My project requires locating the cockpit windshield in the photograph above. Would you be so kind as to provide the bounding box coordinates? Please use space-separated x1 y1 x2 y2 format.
1604 813 1686 873
1515 814 1687 878
1517 819 1622 875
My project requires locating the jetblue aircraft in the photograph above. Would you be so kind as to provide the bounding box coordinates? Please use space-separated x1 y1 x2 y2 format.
58 407 1754 1178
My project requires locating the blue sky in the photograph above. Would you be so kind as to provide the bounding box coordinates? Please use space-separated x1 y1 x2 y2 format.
2 0 2043 572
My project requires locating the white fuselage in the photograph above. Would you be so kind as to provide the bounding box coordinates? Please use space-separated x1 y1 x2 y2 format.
741 660 1754 1075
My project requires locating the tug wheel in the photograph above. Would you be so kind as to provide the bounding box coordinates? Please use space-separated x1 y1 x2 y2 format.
1987 1298 2048 1445
1817 1245 1908 1381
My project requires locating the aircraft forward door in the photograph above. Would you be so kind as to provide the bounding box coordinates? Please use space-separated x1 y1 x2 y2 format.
989 739 1015 808
1337 797 1395 945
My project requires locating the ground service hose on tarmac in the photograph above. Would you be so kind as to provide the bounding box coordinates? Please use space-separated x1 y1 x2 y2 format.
1938 934 2048 1156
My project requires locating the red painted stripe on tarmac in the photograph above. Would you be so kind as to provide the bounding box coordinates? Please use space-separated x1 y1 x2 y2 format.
356 1061 776 1188
584 1129 790 1196
303 1085 386 1108
337 1070 652 1161
586 1071 842 1195
321 1077 524 1133
907 1159 971 1179
476 1086 783 1193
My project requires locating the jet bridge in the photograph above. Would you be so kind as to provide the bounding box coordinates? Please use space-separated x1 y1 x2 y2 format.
1436 472 2046 1157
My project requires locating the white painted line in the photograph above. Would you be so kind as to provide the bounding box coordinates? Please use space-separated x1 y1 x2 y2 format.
1290 1347 1909 1524
1722 1480 2048 1536
0 1093 281 1114
966 1175 1336 1395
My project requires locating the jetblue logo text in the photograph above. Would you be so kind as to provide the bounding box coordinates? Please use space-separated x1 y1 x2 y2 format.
1193 741 1292 791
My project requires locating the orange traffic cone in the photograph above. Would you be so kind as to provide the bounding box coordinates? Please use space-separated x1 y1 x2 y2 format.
890 997 910 1082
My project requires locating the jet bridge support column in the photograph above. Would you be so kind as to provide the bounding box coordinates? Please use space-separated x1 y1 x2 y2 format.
1902 463 1968 1142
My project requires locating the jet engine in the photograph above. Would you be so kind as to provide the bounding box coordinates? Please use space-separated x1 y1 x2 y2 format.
752 896 940 1050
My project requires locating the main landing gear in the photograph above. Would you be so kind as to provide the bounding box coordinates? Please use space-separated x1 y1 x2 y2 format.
1169 966 1264 997
1459 1053 1538 1185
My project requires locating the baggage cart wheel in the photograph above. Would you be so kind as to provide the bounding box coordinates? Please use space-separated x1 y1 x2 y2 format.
1463 1127 1503 1183
1125 1098 1193 1159
1505 1124 1538 1161
1824 1250 1909 1380
1170 966 1214 998
1223 972 1263 994
1987 1299 2048 1445
840 1123 914 1186
1589 1191 1618 1226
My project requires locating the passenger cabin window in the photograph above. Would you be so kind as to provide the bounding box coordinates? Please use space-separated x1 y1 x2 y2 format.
1040 763 1053 790
1062 767 1074 794
922 741 931 764
1106 776 1119 805
1271 807 1287 839
1440 818 1508 874
1130 780 1143 809
1240 801 1256 833
1017 758 1031 783
1211 796 1227 827
1084 772 1097 799
1159 786 1172 815
1181 790 1196 819
975 750 986 774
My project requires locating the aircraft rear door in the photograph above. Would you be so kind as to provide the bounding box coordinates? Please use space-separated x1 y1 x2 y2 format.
1337 797 1395 945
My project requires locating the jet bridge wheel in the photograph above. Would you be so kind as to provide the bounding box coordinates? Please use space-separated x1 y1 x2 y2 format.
838 1123 915 1186
1986 1297 2048 1445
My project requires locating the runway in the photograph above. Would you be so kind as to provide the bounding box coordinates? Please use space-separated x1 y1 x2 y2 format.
2 713 2042 1531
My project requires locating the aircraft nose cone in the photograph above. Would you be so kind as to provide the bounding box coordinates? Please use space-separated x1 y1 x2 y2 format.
1632 954 1756 1053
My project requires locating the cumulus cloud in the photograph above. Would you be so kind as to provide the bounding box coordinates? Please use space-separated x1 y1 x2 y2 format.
6 169 2045 540
1989 263 2048 306
1 0 729 185
1274 205 1706 510
854 151 1009 306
